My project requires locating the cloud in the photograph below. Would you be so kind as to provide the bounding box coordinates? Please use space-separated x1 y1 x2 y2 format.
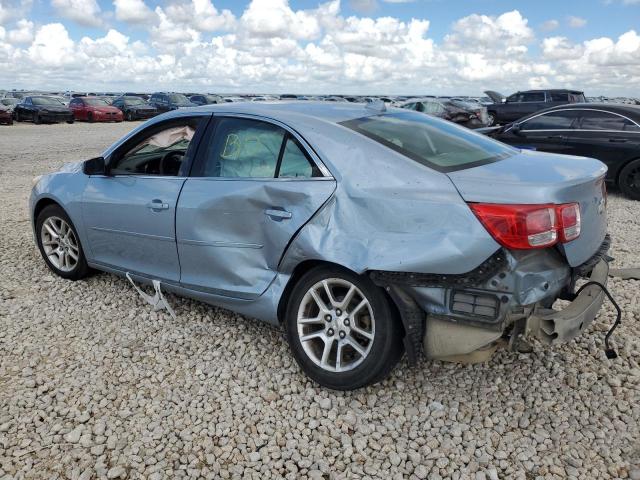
113 0 155 24
567 16 587 28
349 0 377 14
51 0 103 27
0 3 639 97
540 19 559 32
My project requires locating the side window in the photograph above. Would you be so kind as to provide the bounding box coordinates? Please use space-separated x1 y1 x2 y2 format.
520 92 545 102
506 94 520 103
521 111 578 130
278 137 320 178
550 93 569 102
578 111 637 131
110 118 201 176
200 118 285 178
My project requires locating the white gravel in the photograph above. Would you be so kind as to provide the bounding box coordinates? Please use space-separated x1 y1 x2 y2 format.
1 122 639 479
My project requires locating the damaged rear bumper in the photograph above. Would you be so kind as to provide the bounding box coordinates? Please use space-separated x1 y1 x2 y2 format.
525 259 608 344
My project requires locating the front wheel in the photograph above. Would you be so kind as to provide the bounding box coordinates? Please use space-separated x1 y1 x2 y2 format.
126 111 134 121
486 112 496 126
34 113 41 124
284 266 403 390
36 204 89 280
619 159 640 201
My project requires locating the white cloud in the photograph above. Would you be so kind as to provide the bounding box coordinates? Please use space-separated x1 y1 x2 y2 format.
51 0 102 27
540 19 559 32
113 0 155 24
7 18 33 43
567 16 587 28
0 4 638 97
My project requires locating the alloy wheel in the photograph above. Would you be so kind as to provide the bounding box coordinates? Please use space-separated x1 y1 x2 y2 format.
40 216 80 272
296 278 375 372
625 165 640 194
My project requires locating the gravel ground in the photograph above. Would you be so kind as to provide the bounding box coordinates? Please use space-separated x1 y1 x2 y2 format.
0 122 639 480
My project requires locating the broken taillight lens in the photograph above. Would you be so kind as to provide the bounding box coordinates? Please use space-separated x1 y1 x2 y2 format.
469 202 581 250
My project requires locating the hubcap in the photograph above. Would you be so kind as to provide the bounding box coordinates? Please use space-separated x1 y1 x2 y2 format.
40 216 79 272
296 278 375 373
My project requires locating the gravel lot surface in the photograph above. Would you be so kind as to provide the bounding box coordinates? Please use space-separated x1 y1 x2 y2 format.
1 122 639 479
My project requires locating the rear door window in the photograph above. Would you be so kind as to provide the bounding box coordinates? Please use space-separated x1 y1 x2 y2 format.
520 92 545 102
341 111 515 172
549 93 569 102
578 110 639 131
521 111 579 130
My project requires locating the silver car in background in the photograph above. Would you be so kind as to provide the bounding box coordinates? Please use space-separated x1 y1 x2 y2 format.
30 102 611 390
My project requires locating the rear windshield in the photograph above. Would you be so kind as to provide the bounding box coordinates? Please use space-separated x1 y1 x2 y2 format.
341 111 515 172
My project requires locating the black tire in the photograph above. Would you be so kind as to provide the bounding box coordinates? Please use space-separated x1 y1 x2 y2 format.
36 204 90 280
15 111 21 122
487 111 496 126
126 111 134 121
619 159 640 201
87 112 94 123
284 265 403 390
34 113 41 124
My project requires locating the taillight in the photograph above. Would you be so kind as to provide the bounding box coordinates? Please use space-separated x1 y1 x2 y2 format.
558 203 581 242
469 202 581 250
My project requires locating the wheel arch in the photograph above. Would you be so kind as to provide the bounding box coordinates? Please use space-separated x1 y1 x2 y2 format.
33 197 64 225
615 156 640 186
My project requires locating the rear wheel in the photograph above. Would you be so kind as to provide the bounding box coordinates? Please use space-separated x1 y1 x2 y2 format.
285 266 403 390
36 204 89 280
87 112 94 123
619 159 640 200
34 113 41 124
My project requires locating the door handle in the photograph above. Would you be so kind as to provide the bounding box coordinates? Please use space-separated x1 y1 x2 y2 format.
265 208 292 220
146 199 169 211
546 135 566 140
609 138 627 143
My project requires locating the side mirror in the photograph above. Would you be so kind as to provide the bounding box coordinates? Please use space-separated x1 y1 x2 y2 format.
510 123 523 136
83 156 106 175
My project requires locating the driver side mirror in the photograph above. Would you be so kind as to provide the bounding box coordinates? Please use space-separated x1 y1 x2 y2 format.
510 123 524 136
83 156 106 175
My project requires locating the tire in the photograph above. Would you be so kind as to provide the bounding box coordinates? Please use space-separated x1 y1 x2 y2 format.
619 158 640 201
15 111 21 122
284 265 403 390
486 112 496 126
34 113 41 124
126 111 134 121
36 204 89 280
87 112 94 123
67 119 74 124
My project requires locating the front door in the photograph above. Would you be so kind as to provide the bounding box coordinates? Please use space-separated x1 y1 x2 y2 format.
512 110 581 154
81 115 209 281
176 116 335 298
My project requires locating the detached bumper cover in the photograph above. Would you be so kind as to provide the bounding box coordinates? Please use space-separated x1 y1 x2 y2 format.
526 259 609 344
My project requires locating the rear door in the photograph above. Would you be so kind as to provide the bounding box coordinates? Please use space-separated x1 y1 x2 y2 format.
82 115 210 281
176 115 336 299
562 109 640 179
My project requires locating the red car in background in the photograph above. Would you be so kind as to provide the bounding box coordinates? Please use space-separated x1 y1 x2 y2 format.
69 97 123 122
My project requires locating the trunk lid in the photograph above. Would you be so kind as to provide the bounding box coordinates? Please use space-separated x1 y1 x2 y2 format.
484 90 506 104
447 150 608 267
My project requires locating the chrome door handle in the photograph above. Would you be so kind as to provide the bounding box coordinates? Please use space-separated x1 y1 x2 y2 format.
265 208 292 220
147 200 169 211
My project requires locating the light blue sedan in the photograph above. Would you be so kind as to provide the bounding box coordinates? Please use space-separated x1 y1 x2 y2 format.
31 102 612 389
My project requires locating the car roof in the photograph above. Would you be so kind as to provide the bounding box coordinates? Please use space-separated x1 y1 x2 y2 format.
176 100 382 124
546 102 640 118
517 89 584 94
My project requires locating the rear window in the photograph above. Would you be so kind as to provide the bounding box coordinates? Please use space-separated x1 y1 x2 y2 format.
341 111 516 172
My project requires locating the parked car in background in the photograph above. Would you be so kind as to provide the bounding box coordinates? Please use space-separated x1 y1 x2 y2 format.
190 94 223 106
111 96 159 121
485 89 586 126
149 92 197 113
222 96 247 103
1 97 19 114
487 103 640 200
69 97 123 123
397 97 489 128
31 102 612 390
0 106 13 125
14 96 74 124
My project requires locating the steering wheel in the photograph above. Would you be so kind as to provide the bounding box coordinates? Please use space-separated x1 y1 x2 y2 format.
159 151 184 175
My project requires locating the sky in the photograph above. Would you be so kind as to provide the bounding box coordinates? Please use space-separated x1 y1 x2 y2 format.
0 0 639 95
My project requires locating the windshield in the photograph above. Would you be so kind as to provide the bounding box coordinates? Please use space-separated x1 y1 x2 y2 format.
341 111 516 172
84 98 109 106
168 94 190 105
32 97 64 106
125 98 145 106
1 98 18 106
